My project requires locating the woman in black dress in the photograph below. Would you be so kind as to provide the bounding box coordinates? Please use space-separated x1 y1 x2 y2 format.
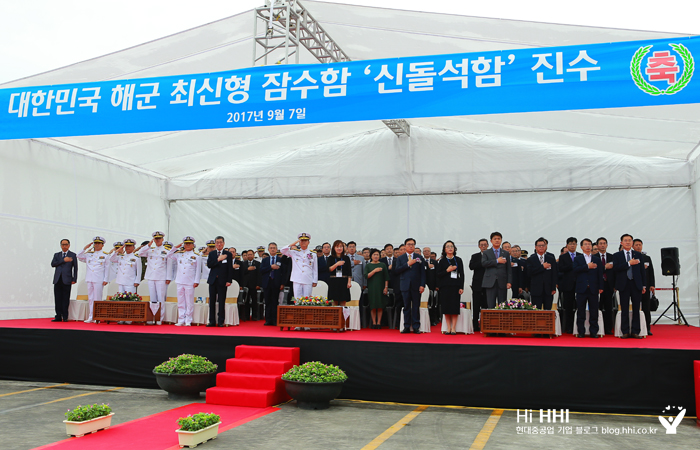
437 240 465 335
327 240 352 306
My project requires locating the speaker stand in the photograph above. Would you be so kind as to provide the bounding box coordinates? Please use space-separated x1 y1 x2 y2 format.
653 275 689 326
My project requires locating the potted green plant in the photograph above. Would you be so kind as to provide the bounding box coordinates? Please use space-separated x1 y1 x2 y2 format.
153 354 218 399
175 412 221 448
282 361 347 410
63 403 113 437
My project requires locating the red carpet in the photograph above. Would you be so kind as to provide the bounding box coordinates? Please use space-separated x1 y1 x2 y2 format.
33 403 277 450
3 318 699 350
207 345 299 407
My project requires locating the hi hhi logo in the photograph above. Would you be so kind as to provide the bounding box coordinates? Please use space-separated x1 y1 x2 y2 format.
658 406 685 434
630 43 694 96
517 409 570 423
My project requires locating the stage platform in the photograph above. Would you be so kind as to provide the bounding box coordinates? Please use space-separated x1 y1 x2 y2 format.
2 319 699 416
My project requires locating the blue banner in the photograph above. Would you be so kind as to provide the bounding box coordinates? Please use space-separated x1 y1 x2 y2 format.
1 36 698 140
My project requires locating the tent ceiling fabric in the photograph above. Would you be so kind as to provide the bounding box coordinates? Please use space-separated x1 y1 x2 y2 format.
3 1 700 196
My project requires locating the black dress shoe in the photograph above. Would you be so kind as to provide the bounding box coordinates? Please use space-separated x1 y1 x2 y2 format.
51 318 62 322
413 329 421 334
631 333 643 339
263 323 274 326
576 334 585 338
401 328 410 334
647 331 653 336
206 323 216 327
620 333 629 339
590 334 600 338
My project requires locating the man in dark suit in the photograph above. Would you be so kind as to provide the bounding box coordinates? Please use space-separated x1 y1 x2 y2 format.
614 234 646 338
573 238 604 338
394 238 426 334
509 245 527 299
469 239 488 331
51 238 78 322
558 237 582 334
596 237 616 335
380 244 402 327
317 242 331 284
422 247 438 291
527 238 557 310
206 236 232 327
633 239 656 335
260 243 286 325
241 250 262 320
481 232 512 308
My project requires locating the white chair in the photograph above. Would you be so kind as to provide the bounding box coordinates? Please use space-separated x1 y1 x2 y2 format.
573 310 605 336
399 288 431 333
192 283 210 325
345 281 362 330
137 281 150 302
441 308 474 334
551 302 563 336
224 280 240 326
163 282 179 324
311 280 329 298
614 297 648 337
105 282 119 299
67 281 90 321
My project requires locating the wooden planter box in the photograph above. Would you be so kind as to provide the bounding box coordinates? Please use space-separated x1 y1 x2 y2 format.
481 310 557 335
93 301 160 324
277 305 345 331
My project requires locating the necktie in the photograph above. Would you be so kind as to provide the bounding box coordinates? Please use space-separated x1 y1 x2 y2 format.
626 251 633 280
601 254 607 280
388 257 392 266
217 251 221 257
495 249 499 258
571 252 575 261
539 255 544 264
62 252 66 258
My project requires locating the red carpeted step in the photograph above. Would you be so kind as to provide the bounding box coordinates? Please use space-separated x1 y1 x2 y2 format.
216 372 283 391
234 345 300 365
206 387 280 408
225 358 294 375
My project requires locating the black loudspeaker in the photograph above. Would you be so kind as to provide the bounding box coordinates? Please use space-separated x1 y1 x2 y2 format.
660 247 680 276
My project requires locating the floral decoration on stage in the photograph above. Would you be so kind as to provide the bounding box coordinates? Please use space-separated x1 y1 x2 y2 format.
108 292 142 301
292 296 333 306
494 299 537 310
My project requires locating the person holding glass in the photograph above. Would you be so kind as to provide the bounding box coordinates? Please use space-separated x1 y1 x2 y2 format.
364 248 389 329
437 240 465 335
327 240 352 306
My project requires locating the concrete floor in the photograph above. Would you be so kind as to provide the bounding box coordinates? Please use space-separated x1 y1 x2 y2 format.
1 380 698 449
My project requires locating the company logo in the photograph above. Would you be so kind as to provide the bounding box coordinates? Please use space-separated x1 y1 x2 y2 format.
631 44 694 95
658 406 685 434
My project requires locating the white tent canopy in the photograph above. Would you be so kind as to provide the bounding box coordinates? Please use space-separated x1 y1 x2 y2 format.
1 1 699 321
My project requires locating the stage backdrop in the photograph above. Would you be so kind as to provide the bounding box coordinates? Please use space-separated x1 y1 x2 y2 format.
169 186 698 321
0 139 167 319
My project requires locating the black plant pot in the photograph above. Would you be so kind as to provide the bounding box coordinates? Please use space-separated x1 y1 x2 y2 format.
153 371 217 400
283 380 344 410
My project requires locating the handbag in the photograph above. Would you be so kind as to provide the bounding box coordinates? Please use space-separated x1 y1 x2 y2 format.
650 294 659 312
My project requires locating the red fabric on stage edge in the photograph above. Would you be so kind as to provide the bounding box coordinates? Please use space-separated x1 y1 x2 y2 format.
3 318 699 350
32 403 277 450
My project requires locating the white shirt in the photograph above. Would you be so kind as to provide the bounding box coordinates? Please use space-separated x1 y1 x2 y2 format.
77 249 111 283
109 252 142 286
136 245 169 281
583 253 592 264
167 248 202 285
281 245 318 285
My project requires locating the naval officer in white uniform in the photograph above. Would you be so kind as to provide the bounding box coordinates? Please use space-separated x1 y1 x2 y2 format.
280 233 318 299
77 236 111 323
167 236 201 326
136 231 169 324
110 238 142 293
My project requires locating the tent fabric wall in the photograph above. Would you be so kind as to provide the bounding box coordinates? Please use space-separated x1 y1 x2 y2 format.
167 127 692 200
0 140 167 319
170 186 698 321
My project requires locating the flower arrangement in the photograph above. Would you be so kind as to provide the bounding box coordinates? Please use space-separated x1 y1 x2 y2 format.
108 292 142 301
282 361 348 383
153 354 218 375
293 296 333 306
65 403 112 422
177 412 221 432
494 299 538 310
